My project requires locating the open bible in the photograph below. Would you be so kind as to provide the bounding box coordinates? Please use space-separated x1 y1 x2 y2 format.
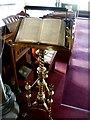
15 17 65 46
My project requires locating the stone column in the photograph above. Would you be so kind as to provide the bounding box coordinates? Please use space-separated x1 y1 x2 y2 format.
0 75 19 119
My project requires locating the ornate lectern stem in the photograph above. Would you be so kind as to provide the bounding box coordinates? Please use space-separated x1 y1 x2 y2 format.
24 49 54 119
33 49 53 119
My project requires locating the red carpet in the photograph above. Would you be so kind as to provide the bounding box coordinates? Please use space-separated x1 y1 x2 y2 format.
62 18 89 111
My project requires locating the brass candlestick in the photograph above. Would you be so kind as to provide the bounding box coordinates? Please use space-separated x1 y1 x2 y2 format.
25 81 31 107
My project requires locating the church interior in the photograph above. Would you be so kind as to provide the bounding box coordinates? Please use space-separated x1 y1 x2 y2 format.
0 0 89 120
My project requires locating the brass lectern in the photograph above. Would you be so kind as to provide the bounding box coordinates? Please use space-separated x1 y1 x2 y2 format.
11 6 72 120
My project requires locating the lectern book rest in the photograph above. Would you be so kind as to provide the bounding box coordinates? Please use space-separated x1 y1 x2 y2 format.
15 17 66 47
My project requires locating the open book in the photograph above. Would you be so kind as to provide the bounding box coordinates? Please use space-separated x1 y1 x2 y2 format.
15 17 65 46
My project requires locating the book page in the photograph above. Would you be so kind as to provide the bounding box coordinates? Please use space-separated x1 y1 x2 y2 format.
58 20 65 46
39 19 65 46
15 17 42 42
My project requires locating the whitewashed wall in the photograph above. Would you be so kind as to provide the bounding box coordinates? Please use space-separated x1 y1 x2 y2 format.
0 0 89 26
